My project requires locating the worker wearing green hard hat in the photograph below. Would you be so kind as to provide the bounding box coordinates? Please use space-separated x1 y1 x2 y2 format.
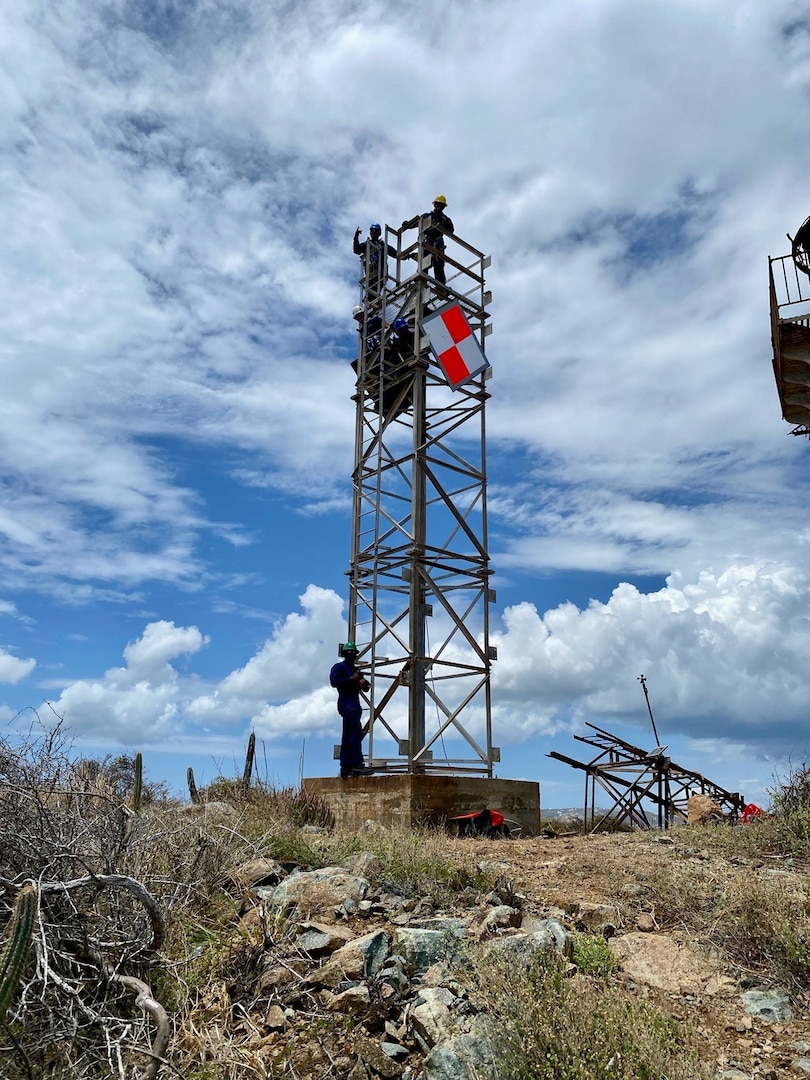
329 642 373 778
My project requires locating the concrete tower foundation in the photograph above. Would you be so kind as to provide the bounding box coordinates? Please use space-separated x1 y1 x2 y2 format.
304 774 540 835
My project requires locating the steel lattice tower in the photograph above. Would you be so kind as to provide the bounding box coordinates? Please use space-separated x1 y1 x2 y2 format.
346 219 498 776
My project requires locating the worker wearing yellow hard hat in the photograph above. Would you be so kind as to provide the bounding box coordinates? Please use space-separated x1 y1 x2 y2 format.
401 194 455 285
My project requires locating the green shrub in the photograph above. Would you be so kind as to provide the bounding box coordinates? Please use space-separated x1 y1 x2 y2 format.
571 931 616 977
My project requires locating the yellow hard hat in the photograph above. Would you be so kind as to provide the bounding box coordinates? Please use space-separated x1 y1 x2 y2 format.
433 194 447 205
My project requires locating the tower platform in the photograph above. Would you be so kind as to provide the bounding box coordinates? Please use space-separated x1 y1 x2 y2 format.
303 774 540 836
769 249 810 432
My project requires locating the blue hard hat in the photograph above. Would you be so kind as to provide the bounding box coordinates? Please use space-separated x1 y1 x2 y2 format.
370 223 381 231
393 318 409 331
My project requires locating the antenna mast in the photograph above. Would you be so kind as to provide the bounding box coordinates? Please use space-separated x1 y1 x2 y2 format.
637 674 661 747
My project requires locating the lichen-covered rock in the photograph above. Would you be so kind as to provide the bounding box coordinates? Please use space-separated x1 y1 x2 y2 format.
394 927 463 973
740 988 793 1023
418 1017 498 1080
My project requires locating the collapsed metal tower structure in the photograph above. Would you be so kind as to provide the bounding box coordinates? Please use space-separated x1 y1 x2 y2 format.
769 213 810 435
346 218 498 775
548 723 746 832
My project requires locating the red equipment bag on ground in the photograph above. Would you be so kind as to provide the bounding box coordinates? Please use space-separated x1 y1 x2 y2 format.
741 802 765 823
448 808 508 838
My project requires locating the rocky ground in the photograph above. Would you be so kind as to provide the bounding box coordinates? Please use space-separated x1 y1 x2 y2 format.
471 831 809 1079
217 828 810 1079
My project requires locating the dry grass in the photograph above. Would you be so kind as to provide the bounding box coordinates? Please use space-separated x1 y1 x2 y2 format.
468 949 711 1080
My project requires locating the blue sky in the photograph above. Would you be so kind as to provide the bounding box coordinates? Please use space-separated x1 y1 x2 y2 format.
2 0 810 809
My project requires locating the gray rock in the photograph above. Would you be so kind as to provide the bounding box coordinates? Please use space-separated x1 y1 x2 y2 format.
265 867 371 915
794 1058 810 1076
740 988 793 1022
379 954 409 994
352 928 392 975
410 987 457 1051
484 917 571 964
296 927 338 954
418 1018 498 1080
394 928 463 972
296 920 354 956
382 1042 409 1060
306 928 390 987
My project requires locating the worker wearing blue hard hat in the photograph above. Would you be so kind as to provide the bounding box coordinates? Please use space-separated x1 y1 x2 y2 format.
353 222 397 300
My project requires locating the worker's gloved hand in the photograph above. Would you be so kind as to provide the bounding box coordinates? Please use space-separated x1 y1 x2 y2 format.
354 228 361 239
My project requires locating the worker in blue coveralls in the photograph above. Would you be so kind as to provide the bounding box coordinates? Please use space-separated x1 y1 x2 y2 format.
353 223 397 299
330 641 373 778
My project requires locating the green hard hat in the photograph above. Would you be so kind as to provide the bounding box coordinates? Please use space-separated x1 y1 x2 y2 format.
343 641 358 651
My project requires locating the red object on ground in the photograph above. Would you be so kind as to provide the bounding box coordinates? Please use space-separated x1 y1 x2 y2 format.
741 802 764 823
449 809 504 827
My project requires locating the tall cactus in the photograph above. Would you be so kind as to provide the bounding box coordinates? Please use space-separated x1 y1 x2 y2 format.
0 884 36 1018
242 731 256 798
187 766 200 805
131 751 143 813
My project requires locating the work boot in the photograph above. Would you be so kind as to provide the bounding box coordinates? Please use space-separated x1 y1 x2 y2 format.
351 765 374 776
